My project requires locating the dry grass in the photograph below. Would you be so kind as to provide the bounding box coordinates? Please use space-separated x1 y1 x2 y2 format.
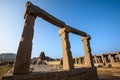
0 65 12 80
97 67 120 80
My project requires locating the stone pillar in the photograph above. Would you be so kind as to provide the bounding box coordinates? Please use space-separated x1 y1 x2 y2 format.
78 57 81 64
59 28 74 70
101 55 104 63
109 54 114 63
13 14 36 75
98 57 101 63
105 56 108 63
81 57 84 64
82 35 94 67
94 56 98 64
99 56 102 63
117 52 120 61
75 58 78 64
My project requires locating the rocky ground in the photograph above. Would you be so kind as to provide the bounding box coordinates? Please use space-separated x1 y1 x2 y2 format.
30 64 63 72
30 65 120 80
1 64 120 80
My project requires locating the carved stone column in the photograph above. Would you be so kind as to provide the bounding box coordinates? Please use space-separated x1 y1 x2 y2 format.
13 14 36 75
59 28 74 70
101 55 104 63
94 56 98 64
75 58 78 64
117 52 120 61
82 35 94 67
109 54 114 63
78 57 81 64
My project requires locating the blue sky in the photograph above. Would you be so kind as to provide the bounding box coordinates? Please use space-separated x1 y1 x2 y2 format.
0 0 120 58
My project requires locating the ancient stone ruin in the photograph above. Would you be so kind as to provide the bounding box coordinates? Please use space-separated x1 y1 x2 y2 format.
74 52 120 67
37 52 46 64
2 2 98 80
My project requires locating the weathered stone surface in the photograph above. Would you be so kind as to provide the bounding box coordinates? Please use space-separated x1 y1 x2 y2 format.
3 1 99 80
24 2 87 36
73 52 120 67
118 53 120 60
82 35 94 67
75 58 78 64
2 68 98 80
94 55 98 63
37 52 46 64
109 54 115 63
59 28 74 70
39 52 45 60
13 14 36 75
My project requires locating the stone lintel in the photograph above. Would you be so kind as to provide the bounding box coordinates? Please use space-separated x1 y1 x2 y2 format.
66 25 87 36
24 2 87 36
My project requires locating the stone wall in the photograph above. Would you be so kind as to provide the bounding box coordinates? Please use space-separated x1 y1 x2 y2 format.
47 61 61 65
2 67 98 80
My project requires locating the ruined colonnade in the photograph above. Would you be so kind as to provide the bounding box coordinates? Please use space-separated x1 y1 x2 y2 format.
74 52 120 66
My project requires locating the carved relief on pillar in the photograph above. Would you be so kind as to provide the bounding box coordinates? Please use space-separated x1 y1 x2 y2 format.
59 28 74 70
82 35 94 67
13 14 36 75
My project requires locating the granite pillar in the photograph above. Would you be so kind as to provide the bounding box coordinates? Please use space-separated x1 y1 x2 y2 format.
59 28 74 70
117 53 120 61
82 35 94 67
94 56 98 64
109 54 115 63
13 14 36 75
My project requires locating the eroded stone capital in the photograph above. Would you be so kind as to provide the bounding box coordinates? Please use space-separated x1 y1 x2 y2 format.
58 28 68 36
81 35 91 41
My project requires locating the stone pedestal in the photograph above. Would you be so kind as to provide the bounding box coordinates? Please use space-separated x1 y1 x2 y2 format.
59 28 74 70
82 35 94 67
13 14 36 75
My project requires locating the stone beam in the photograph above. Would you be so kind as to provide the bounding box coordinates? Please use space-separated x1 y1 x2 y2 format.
24 2 87 36
66 25 87 36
